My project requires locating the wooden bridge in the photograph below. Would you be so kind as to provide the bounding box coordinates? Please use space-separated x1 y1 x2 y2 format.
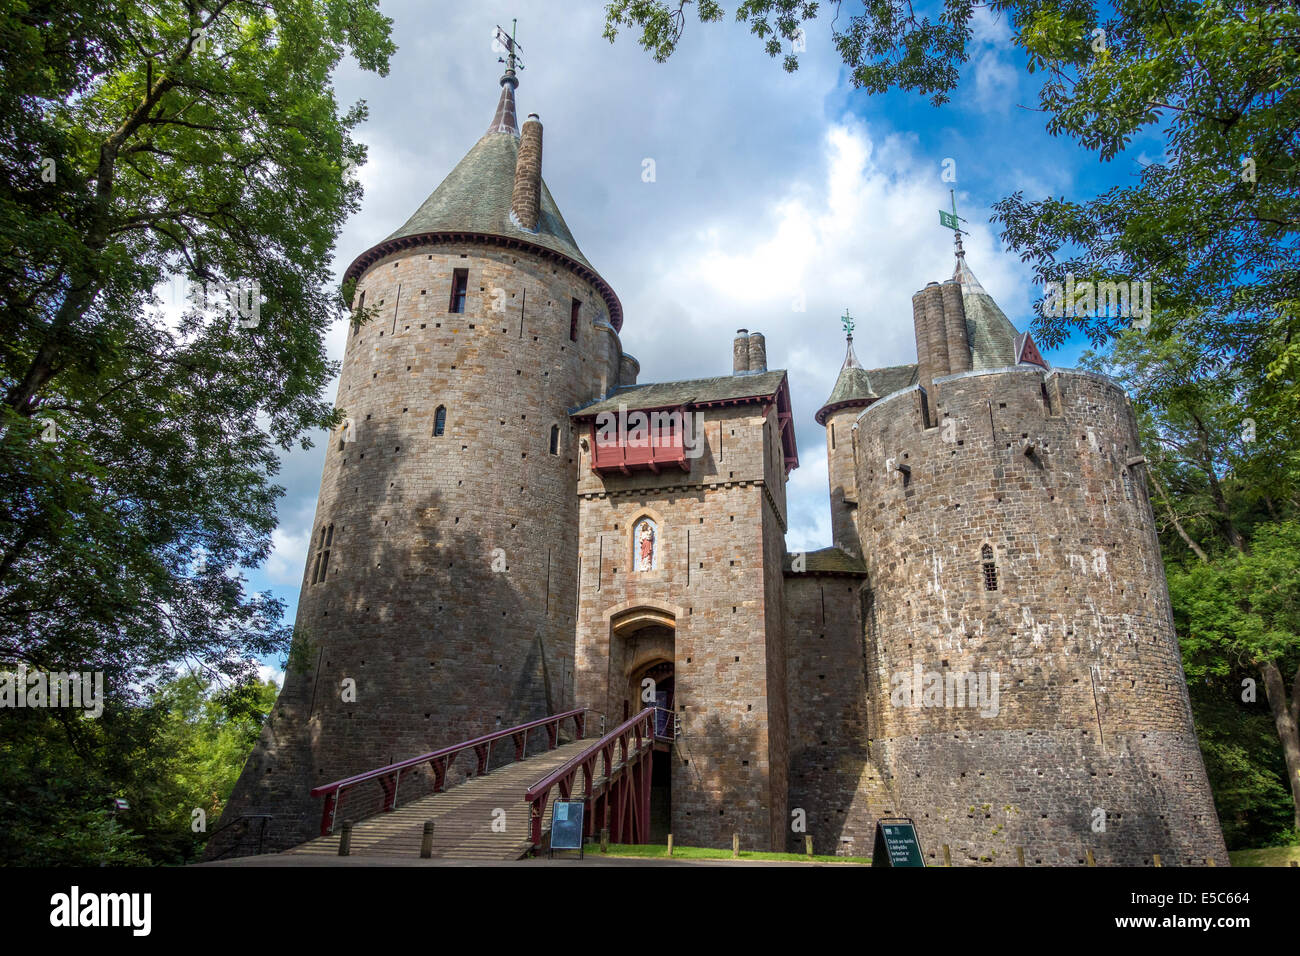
281 708 660 862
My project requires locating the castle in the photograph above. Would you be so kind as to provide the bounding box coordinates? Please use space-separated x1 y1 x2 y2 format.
210 58 1229 865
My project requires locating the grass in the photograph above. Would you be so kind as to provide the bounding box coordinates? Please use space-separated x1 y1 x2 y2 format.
601 842 1300 867
1228 844 1300 867
600 843 872 864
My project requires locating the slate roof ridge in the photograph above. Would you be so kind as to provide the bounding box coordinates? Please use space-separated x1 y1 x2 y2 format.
569 370 789 417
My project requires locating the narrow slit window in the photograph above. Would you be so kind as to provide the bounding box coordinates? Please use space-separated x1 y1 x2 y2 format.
433 405 447 437
354 291 365 335
981 544 998 592
570 299 580 341
549 424 560 456
449 269 468 314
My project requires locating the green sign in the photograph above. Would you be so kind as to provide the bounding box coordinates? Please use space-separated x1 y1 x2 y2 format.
939 209 960 230
872 818 926 867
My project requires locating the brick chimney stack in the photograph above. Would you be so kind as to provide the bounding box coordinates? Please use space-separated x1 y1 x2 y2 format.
512 113 542 230
747 332 767 373
733 329 751 373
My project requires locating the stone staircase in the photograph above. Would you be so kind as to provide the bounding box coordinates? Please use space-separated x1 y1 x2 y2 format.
285 739 591 861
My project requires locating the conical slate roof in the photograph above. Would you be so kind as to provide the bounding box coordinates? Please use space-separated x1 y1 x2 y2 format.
955 252 1019 369
343 72 623 329
816 335 877 425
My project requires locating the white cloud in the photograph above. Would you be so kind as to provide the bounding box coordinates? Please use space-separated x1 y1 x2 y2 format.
245 0 1046 601
264 501 317 587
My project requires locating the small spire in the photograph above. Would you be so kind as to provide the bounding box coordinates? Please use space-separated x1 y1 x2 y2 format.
487 21 524 135
840 309 862 369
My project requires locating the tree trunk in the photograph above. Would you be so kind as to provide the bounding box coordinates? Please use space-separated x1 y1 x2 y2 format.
1148 470 1209 563
1261 659 1300 832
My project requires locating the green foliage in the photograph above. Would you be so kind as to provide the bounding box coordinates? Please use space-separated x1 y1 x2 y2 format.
1188 673 1296 849
1170 522 1300 680
0 672 279 865
1081 325 1299 562
0 1 394 696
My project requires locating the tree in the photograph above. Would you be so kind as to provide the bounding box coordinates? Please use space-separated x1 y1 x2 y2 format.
1170 523 1300 833
0 670 280 865
0 1 394 694
603 1 1300 418
1084 328 1300 837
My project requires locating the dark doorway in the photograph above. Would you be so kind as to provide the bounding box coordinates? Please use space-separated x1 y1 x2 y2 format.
630 658 674 844
650 749 672 843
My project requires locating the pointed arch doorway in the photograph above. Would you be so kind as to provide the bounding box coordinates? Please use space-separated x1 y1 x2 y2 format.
611 607 676 842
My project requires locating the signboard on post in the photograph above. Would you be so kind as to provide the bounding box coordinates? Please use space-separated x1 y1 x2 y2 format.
549 800 585 858
872 817 926 867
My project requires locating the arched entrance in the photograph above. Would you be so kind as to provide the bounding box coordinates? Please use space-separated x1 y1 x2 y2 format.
610 608 676 843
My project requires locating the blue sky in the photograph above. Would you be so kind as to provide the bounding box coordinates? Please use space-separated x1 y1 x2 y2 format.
235 1 1157 682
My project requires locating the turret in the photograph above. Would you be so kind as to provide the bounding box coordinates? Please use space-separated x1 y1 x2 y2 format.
209 51 624 857
816 317 876 555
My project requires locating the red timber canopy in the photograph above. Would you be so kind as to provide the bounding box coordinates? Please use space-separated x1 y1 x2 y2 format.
570 370 799 477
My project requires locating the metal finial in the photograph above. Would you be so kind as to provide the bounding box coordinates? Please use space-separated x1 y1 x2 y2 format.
841 309 854 338
496 19 525 78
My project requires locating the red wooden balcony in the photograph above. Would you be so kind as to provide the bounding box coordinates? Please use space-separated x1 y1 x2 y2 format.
589 408 690 475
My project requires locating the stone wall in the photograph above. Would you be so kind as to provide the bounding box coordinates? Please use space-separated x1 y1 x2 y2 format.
850 365 1228 864
824 407 864 554
572 401 791 850
208 240 622 856
783 572 898 855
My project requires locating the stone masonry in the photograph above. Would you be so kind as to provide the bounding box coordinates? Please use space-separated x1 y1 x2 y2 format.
208 65 1228 864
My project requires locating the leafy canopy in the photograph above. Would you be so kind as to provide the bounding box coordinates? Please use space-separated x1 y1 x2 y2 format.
0 1 394 694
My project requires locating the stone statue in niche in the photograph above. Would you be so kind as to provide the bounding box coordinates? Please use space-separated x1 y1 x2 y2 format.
635 518 656 572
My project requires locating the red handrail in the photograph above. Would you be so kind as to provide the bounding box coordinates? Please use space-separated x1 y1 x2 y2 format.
310 708 587 836
525 707 655 850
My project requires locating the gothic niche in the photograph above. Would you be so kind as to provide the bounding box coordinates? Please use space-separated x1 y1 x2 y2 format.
633 517 657 572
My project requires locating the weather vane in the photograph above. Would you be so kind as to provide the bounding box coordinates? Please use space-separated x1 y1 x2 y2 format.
841 308 854 338
495 20 524 75
939 188 970 256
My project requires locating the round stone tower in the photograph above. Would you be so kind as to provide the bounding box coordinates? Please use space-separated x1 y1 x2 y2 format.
816 328 877 556
852 253 1228 865
210 64 626 854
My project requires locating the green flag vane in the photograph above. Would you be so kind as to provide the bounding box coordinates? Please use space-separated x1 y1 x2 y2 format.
938 189 968 234
841 309 854 338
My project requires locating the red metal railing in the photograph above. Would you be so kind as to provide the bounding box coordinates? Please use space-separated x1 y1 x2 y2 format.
525 708 655 851
309 709 587 837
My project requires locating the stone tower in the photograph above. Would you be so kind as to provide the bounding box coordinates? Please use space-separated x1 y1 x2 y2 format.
816 329 876 555
208 62 628 855
850 243 1229 864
